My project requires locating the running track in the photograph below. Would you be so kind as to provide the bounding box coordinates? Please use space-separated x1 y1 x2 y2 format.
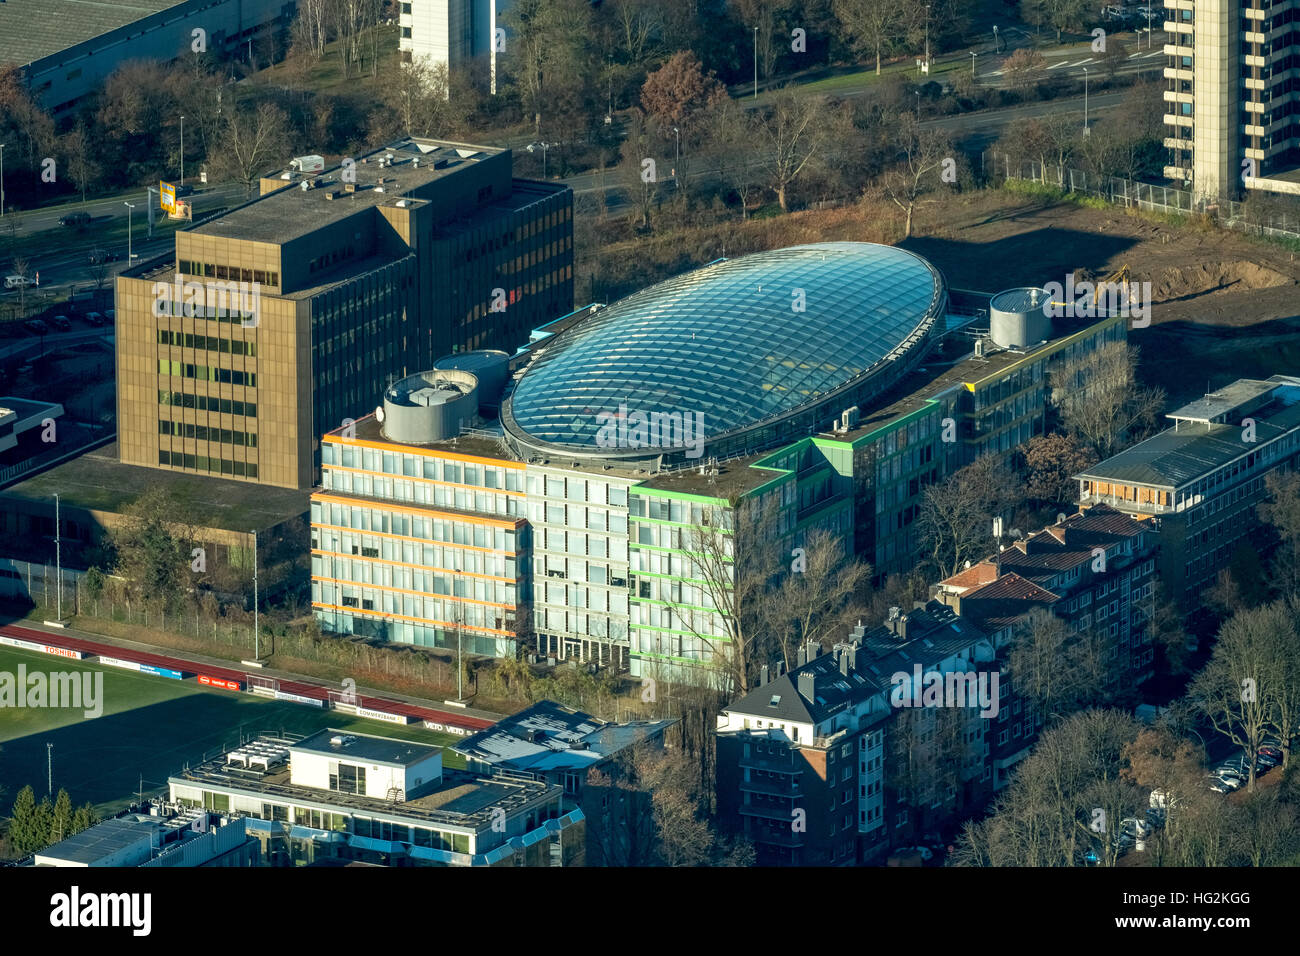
0 623 493 733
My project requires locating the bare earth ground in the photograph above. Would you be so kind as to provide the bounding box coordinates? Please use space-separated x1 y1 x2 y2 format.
900 194 1300 406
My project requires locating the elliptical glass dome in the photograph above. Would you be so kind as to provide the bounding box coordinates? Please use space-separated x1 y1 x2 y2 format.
503 242 945 464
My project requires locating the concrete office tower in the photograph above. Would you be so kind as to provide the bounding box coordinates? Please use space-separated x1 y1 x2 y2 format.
398 0 507 90
1164 0 1300 201
116 137 573 490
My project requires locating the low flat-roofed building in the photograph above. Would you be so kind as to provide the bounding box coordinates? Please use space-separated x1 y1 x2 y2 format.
1076 375 1300 609
454 699 677 796
33 810 258 868
168 730 584 866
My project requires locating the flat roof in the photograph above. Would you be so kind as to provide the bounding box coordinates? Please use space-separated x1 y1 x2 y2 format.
0 442 309 531
0 0 177 67
292 728 441 768
35 815 159 865
192 140 506 245
172 737 554 831
1078 380 1300 489
1166 379 1278 423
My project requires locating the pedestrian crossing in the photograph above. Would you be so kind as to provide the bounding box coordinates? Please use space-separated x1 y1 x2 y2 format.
989 49 1163 76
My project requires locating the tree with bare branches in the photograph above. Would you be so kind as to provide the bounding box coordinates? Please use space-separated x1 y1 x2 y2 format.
755 87 833 212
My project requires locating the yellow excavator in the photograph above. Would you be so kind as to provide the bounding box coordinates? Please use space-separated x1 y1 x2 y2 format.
1050 263 1131 314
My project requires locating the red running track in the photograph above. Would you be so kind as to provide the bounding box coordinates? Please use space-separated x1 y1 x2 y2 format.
0 623 492 733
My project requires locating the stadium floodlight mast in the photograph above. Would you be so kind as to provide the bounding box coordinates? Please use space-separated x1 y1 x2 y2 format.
54 493 62 620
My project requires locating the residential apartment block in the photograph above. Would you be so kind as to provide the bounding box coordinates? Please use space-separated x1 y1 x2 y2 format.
714 605 997 865
1076 375 1300 609
117 137 572 490
933 503 1160 783
1162 0 1300 200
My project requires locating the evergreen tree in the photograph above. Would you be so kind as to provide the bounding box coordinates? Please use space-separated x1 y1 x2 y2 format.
8 786 37 855
51 789 73 844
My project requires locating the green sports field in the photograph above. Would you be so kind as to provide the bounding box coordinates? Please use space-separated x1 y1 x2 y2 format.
0 646 462 817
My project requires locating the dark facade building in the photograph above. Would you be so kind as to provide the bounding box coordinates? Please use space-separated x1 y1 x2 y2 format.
715 604 996 865
117 137 573 490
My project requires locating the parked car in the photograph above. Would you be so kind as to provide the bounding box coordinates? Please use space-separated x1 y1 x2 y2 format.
49 314 71 331
83 311 105 326
1207 776 1233 794
1255 750 1279 769
4 274 37 289
1259 745 1284 761
58 211 90 227
23 318 48 334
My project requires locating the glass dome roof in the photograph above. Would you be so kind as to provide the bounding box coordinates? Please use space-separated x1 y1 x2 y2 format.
504 242 944 457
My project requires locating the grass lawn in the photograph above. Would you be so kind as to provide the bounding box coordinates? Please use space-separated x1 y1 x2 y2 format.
0 646 463 819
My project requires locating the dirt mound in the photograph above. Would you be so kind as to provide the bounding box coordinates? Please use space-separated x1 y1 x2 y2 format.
1151 261 1293 302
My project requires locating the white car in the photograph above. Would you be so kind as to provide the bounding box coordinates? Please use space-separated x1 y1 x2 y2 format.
4 275 37 289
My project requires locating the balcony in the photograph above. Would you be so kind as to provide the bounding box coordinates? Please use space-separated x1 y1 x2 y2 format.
740 802 800 822
740 777 800 797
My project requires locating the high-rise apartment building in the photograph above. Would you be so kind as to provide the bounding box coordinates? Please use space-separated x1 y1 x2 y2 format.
116 137 573 490
398 0 506 86
1163 0 1300 201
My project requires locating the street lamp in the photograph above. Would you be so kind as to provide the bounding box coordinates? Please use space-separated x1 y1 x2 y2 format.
1082 67 1090 135
916 90 922 118
1146 7 1153 49
672 126 680 180
251 529 259 659
992 25 999 54
924 4 930 70
123 201 136 261
180 115 184 184
753 26 759 99
971 51 977 78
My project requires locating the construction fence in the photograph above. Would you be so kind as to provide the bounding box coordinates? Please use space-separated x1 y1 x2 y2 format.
981 150 1300 243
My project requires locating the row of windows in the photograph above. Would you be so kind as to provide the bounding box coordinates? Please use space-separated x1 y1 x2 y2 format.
179 260 279 286
154 297 256 323
309 246 356 275
159 359 256 387
159 390 256 417
325 445 524 492
314 501 518 552
158 329 257 356
158 450 259 477
159 419 258 447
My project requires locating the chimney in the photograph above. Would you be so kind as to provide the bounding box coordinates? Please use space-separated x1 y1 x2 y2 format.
777 661 786 678
798 671 817 704
805 639 819 660
760 664 770 686
797 645 807 667
838 648 851 676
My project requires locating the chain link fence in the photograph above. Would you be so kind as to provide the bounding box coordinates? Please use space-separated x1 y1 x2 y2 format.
981 150 1300 242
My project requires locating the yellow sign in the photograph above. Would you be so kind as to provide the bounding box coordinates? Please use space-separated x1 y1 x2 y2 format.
160 181 176 212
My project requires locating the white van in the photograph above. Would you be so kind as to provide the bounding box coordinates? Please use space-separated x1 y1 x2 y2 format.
4 275 37 290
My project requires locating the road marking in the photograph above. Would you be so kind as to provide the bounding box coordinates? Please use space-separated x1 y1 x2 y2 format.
1067 59 1093 68
1141 50 1164 57
1047 60 1070 70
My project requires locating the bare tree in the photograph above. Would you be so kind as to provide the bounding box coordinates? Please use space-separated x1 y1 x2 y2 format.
755 87 832 212
1050 342 1165 458
916 454 1020 579
766 528 870 671
1190 602 1291 791
1259 470 1300 597
216 102 292 192
702 100 763 218
833 0 912 75
875 112 952 238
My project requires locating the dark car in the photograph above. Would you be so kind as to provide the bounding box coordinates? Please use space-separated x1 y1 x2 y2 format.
175 184 196 197
23 318 49 334
83 311 105 327
50 314 72 331
88 248 118 265
58 212 90 227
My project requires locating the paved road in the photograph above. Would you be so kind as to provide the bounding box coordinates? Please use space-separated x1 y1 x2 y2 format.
0 619 498 733
0 327 112 364
0 182 249 240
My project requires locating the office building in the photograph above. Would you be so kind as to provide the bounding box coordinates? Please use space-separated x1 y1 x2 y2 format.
117 137 573 490
168 728 585 866
1162 0 1300 200
398 0 506 87
31 810 259 868
311 243 1127 686
1076 375 1300 609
